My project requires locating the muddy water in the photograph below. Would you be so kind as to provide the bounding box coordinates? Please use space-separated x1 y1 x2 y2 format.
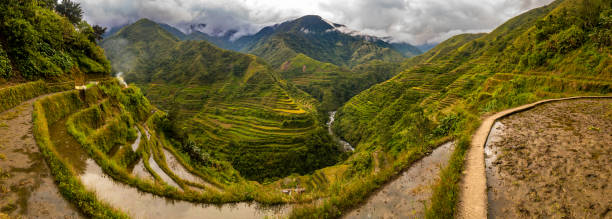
484 121 510 218
131 159 155 182
148 155 181 188
0 98 82 218
49 118 289 218
327 111 354 152
80 158 289 219
131 128 142 151
345 142 455 218
163 149 221 191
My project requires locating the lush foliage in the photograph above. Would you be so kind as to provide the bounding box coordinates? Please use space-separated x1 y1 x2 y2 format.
0 80 72 113
0 0 109 81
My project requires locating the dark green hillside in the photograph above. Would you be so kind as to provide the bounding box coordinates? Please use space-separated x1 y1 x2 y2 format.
390 42 423 57
291 0 612 217
0 0 110 84
102 19 340 181
278 54 400 110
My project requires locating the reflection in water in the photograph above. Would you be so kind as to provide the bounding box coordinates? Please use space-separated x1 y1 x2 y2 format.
131 159 155 182
49 119 289 218
148 155 181 189
484 121 510 219
327 111 354 152
131 128 142 151
163 149 220 191
80 159 289 219
48 118 89 174
345 142 455 218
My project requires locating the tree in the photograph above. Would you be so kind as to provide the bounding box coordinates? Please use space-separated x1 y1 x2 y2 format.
92 25 107 42
39 0 58 9
56 0 82 24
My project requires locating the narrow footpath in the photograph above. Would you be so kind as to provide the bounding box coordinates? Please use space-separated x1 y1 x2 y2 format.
457 96 612 218
0 96 81 218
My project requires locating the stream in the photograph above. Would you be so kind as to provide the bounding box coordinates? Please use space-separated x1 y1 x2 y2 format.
49 120 289 218
327 111 354 152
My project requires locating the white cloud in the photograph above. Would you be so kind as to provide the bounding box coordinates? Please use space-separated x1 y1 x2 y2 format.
77 0 554 44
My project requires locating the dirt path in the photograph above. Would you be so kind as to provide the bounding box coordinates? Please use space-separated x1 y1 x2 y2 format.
457 96 612 219
0 96 82 218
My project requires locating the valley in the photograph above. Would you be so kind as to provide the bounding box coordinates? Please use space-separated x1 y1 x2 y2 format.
1 0 611 218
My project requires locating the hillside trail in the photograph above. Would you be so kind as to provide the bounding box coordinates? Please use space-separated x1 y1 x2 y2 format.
457 96 612 219
0 94 82 218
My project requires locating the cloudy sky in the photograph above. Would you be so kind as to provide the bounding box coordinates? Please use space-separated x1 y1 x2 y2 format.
77 0 554 45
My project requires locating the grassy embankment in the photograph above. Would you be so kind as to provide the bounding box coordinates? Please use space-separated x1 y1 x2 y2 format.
32 87 127 218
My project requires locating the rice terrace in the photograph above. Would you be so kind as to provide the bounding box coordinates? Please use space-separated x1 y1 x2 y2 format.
0 0 611 218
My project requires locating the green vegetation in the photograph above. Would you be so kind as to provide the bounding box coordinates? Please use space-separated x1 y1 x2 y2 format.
0 80 73 113
0 0 109 82
55 0 82 25
102 19 341 182
4 0 611 218
278 54 401 110
294 0 612 217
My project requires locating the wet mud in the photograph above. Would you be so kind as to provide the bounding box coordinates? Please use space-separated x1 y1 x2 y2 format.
486 99 612 218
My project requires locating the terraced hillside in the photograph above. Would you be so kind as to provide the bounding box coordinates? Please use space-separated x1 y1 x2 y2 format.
102 19 340 182
30 80 286 218
156 17 410 111
294 0 612 217
278 54 401 110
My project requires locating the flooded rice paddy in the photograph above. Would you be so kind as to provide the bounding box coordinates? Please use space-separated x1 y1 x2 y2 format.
485 99 612 218
345 142 455 218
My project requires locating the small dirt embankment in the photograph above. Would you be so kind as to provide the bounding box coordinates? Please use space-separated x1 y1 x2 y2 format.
487 99 612 218
0 96 81 218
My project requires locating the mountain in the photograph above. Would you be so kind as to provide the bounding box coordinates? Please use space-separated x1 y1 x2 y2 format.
157 15 420 67
147 17 409 111
102 19 340 181
304 0 612 217
390 42 422 57
240 15 410 67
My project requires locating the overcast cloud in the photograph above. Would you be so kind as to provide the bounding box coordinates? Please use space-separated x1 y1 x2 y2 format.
77 0 554 45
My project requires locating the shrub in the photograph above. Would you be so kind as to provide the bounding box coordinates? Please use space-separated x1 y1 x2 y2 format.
0 46 12 78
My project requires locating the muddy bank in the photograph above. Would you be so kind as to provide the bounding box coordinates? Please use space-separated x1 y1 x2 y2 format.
486 99 612 218
0 98 82 218
345 142 455 218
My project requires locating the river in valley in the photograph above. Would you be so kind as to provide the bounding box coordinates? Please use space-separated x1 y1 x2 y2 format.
327 111 354 152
